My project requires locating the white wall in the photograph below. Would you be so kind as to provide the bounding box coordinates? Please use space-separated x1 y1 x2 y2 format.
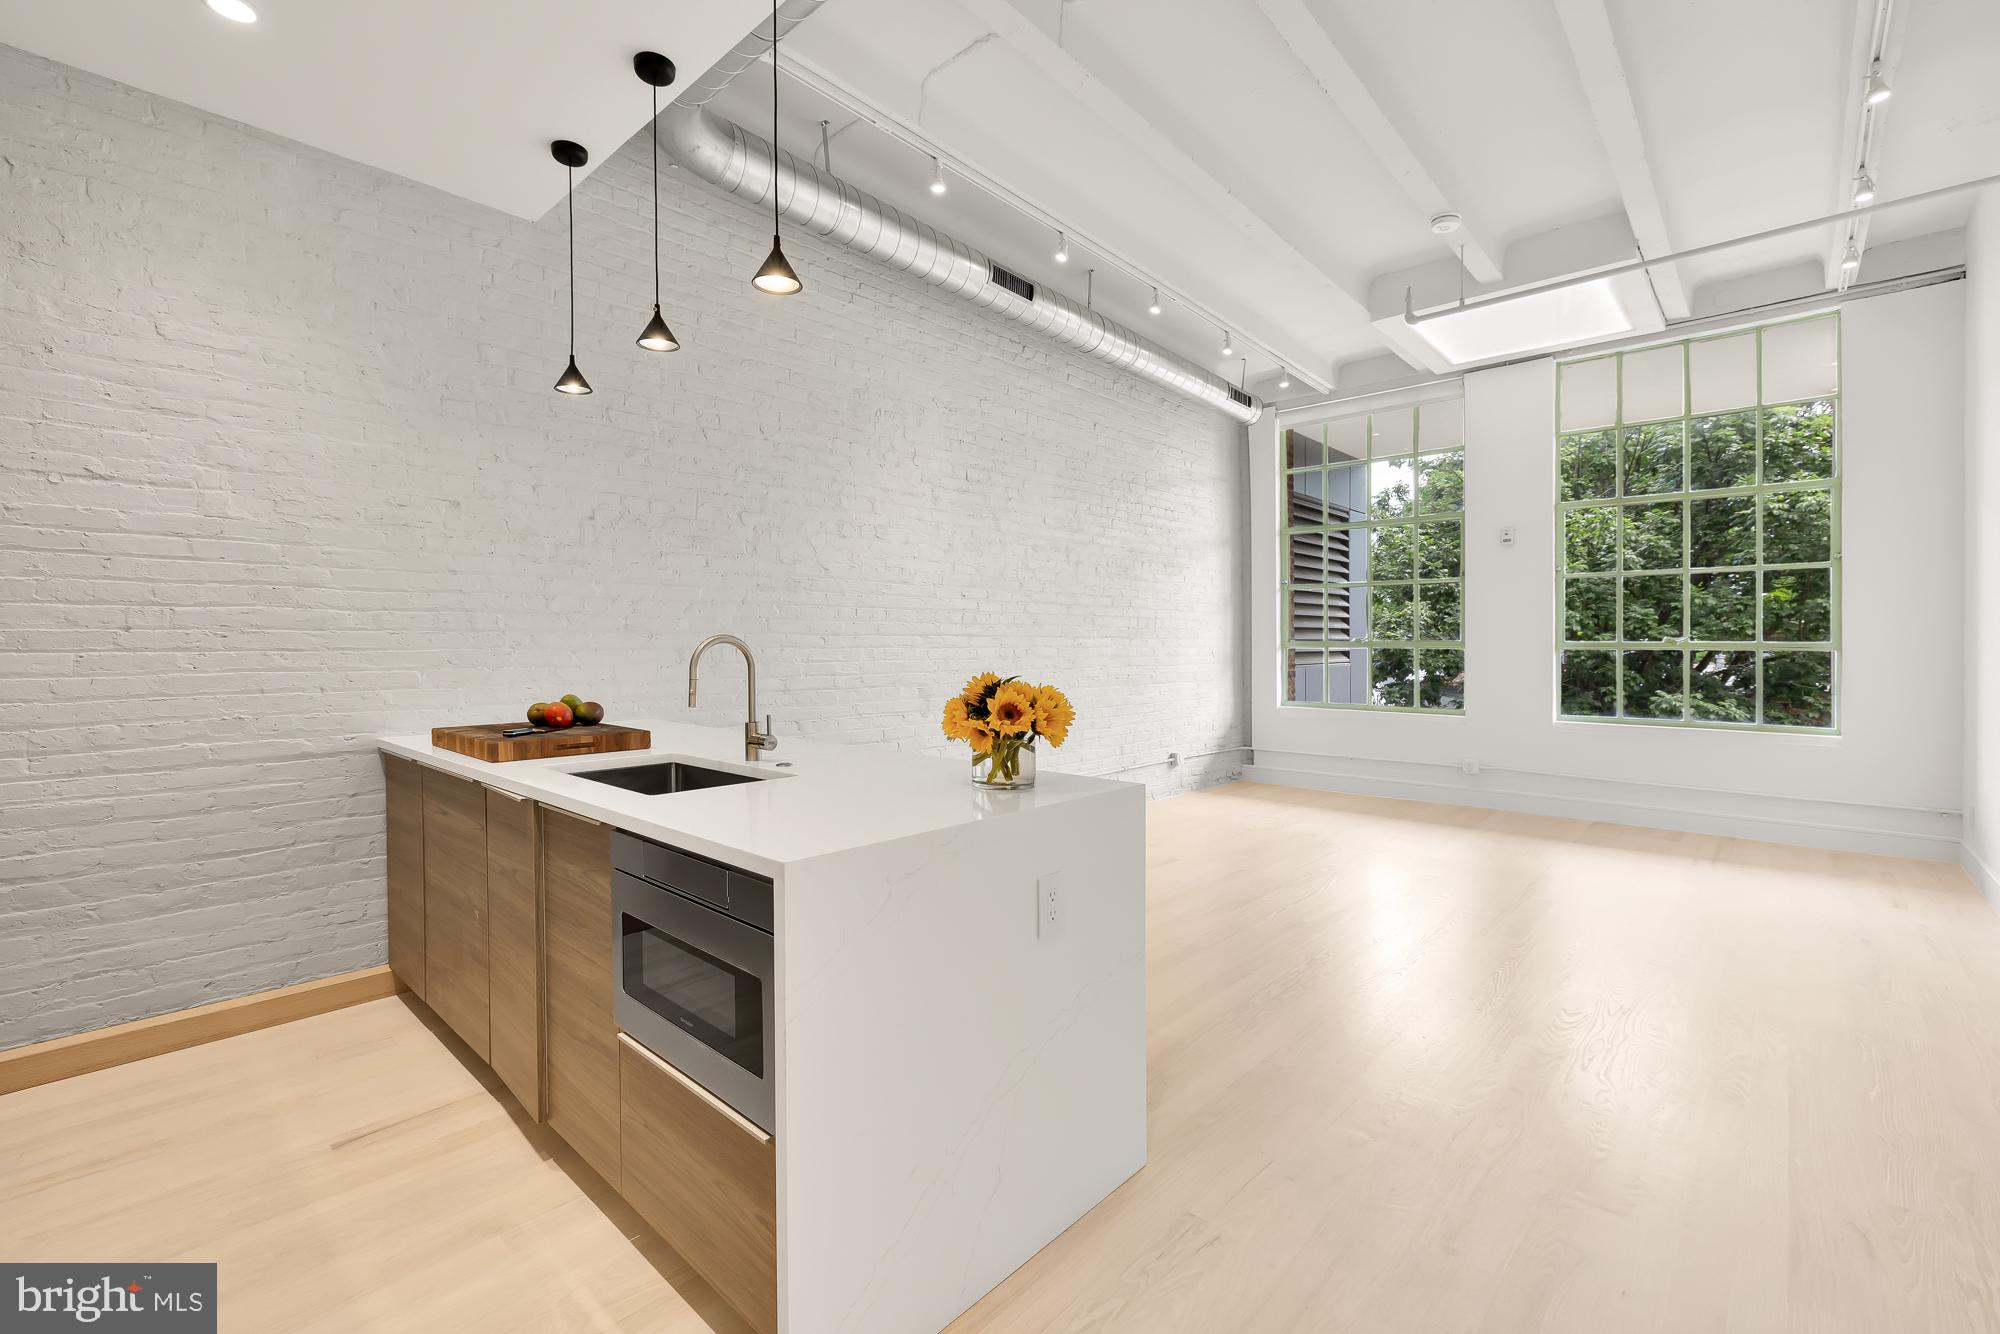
0 47 1248 1046
1965 195 2000 903
1249 282 1967 859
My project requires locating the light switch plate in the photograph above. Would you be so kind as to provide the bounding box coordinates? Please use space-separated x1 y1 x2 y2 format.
1036 873 1063 940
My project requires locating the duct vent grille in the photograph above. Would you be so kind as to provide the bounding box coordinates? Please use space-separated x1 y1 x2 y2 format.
1228 386 1254 409
989 263 1036 302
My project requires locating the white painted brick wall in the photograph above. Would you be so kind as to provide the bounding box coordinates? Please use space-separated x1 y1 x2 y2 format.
0 47 1249 1047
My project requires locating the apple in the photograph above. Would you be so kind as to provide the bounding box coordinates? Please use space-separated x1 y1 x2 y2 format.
542 701 575 729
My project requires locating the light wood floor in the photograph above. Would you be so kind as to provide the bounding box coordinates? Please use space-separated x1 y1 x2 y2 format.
6 783 1999 1333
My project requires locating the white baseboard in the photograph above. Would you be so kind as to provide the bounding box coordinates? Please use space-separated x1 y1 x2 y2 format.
1244 755 1963 863
1963 840 2000 911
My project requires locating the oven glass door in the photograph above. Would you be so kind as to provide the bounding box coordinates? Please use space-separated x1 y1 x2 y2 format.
621 916 765 1077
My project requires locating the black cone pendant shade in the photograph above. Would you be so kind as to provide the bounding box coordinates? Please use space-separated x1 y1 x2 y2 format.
550 139 593 395
753 0 802 296
633 52 682 351
753 238 802 295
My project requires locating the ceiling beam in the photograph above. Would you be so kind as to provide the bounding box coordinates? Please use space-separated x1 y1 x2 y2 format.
1248 0 1501 285
953 0 1380 363
1549 0 1692 319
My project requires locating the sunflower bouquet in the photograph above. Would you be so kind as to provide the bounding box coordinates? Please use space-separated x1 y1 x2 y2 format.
942 672 1075 790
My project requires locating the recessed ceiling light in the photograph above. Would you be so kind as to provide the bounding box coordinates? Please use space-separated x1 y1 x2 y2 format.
205 0 257 23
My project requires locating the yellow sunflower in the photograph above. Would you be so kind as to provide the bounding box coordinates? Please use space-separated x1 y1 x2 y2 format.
1033 684 1075 747
960 671 1001 706
988 681 1037 735
941 696 971 741
964 722 994 754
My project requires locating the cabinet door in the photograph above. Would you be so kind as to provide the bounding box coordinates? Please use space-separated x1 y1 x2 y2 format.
542 805 619 1183
620 1035 777 1334
382 754 425 999
422 768 489 1060
486 787 541 1119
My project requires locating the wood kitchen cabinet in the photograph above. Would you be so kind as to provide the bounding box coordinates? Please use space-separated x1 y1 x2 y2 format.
620 1034 778 1334
541 805 620 1185
382 754 426 999
484 788 542 1120
421 769 490 1061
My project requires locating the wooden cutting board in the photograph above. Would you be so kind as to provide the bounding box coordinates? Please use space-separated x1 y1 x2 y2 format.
431 722 653 763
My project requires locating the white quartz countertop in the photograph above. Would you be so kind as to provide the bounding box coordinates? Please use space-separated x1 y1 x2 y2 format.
377 719 1137 876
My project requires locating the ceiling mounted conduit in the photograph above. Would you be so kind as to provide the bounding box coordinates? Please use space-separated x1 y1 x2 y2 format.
660 0 1263 425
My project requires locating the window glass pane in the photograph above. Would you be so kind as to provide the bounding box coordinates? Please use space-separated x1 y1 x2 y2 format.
1417 582 1462 641
1370 456 1414 519
1762 316 1838 404
1560 650 1617 717
1622 501 1683 571
1286 649 1325 704
1287 468 1327 527
1690 332 1757 414
1565 505 1618 573
1419 649 1465 710
1621 343 1685 422
1688 411 1758 491
1417 449 1465 514
1762 487 1833 564
1690 571 1756 640
1622 421 1684 495
1369 524 1415 581
1418 520 1462 580
1286 426 1324 470
1288 585 1324 642
1371 648 1416 707
1370 406 1415 458
1621 649 1685 719
1326 414 1368 465
1287 530 1326 585
1690 650 1757 723
1564 577 1616 642
1370 584 1414 640
1560 355 1617 432
1560 430 1617 500
1763 400 1835 482
1325 461 1367 522
1327 646 1369 705
1325 584 1363 641
1689 495 1756 567
1762 651 1833 728
1762 568 1832 642
1420 399 1464 451
1622 574 1684 642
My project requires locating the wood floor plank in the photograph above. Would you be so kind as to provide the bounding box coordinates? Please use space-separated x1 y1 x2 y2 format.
2 783 1997 1333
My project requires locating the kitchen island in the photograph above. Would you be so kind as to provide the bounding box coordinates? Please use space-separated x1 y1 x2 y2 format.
377 720 1146 1334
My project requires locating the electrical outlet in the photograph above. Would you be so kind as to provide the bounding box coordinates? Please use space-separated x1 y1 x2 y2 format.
1499 527 1518 548
1036 873 1063 940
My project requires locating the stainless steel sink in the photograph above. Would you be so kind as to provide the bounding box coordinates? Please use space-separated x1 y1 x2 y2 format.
572 760 763 796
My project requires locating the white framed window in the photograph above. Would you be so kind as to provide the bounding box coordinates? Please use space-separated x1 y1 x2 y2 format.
1555 313 1840 730
1281 399 1466 712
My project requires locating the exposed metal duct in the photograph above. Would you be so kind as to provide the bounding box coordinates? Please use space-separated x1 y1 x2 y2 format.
661 0 1263 425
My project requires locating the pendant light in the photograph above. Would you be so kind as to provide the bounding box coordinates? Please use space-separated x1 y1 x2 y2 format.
550 140 592 395
634 52 681 351
751 0 803 295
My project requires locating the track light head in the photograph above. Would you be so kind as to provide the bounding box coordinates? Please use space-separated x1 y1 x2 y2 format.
1863 60 1892 105
554 356 593 395
1852 171 1877 204
1278 368 1292 390
1841 241 1862 273
1220 330 1233 356
1148 287 1161 315
754 236 804 295
929 158 947 195
1054 232 1069 264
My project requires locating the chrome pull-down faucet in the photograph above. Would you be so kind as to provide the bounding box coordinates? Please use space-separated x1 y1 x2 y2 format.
688 634 777 761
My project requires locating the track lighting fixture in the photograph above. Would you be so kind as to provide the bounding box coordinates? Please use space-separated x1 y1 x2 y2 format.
1852 171 1877 205
1148 288 1161 316
205 0 257 22
1220 330 1233 356
550 140 593 396
1054 231 1070 264
634 52 682 353
1863 60 1892 106
1278 368 1292 390
752 0 803 296
1840 240 1862 274
930 157 947 195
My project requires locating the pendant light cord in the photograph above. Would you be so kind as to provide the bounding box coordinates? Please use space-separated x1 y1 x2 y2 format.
651 85 661 307
771 0 781 234
567 164 576 356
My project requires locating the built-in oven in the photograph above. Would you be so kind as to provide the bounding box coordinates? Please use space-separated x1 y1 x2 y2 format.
611 830 775 1133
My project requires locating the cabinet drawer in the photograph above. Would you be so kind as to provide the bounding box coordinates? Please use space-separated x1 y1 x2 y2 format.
619 1035 777 1334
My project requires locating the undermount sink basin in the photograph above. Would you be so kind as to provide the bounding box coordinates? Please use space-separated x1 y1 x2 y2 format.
572 760 763 796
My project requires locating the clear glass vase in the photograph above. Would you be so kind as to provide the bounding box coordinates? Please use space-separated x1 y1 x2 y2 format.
972 738 1036 790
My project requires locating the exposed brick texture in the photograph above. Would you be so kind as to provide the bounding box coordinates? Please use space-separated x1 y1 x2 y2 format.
0 47 1248 1047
